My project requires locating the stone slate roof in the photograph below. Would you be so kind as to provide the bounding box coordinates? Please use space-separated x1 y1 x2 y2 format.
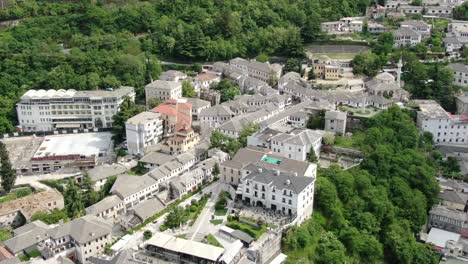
243 165 314 194
110 174 157 198
449 63 468 74
48 215 112 244
85 195 123 215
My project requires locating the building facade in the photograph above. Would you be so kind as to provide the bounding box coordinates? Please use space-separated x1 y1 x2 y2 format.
125 111 163 155
17 87 135 132
145 80 182 103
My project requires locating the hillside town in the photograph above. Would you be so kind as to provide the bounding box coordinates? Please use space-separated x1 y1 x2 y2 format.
1 0 468 264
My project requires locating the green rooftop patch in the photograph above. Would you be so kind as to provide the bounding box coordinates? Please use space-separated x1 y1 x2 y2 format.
262 156 282 165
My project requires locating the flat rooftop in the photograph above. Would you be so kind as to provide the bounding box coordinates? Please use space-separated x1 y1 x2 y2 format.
414 100 451 119
33 132 112 159
1 136 44 169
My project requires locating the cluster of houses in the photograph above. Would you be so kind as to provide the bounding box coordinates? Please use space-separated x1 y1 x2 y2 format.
5 44 468 263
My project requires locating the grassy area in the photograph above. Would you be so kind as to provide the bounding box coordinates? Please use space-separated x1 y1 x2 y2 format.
0 187 33 204
0 228 11 241
175 234 187 239
312 53 356 60
210 219 223 225
226 219 267 240
333 131 365 150
214 208 227 216
205 234 223 248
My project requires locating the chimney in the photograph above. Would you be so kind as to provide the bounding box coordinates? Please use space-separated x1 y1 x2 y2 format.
275 170 280 176
258 168 263 173
293 172 298 177
286 179 291 185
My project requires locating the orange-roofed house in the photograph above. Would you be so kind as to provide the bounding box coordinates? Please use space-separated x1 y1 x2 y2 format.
153 99 192 136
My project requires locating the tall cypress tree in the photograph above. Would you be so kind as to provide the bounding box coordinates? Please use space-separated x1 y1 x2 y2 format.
64 180 84 218
0 142 15 193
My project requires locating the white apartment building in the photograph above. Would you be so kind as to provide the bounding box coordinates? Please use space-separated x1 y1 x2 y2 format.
248 128 323 161
449 63 468 87
145 80 182 103
125 111 163 155
221 147 317 186
110 174 158 208
416 100 468 145
16 87 135 132
325 110 347 135
239 166 315 225
393 27 422 48
38 215 112 264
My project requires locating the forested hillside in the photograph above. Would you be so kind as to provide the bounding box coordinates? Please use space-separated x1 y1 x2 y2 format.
284 106 440 264
0 0 370 132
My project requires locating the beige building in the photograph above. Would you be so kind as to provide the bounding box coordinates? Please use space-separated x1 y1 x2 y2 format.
166 127 200 155
0 191 64 228
312 56 343 80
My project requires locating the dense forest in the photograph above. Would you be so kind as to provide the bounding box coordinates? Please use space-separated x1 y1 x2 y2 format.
283 106 441 264
0 0 370 133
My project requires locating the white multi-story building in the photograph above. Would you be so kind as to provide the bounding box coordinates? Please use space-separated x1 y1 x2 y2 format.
16 87 135 132
325 110 347 135
110 174 158 208
248 128 324 161
145 80 182 103
125 111 163 155
239 165 315 225
449 63 468 87
393 27 422 48
415 100 468 145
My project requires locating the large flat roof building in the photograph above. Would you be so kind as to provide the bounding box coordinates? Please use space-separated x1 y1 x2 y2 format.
17 87 135 132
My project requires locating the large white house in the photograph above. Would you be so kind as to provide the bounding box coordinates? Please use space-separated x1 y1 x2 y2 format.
16 87 135 132
228 58 282 83
145 80 182 103
449 63 468 88
125 111 163 155
415 100 468 145
110 174 159 208
247 128 324 161
239 165 315 225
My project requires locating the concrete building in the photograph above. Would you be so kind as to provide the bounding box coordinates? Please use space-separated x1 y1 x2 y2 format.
312 55 343 80
159 70 187 82
400 20 432 38
144 233 224 264
110 174 158 208
247 128 324 161
4 215 112 264
449 63 468 88
393 27 422 48
428 205 468 234
239 165 315 225
199 105 236 128
152 99 192 136
0 191 63 228
165 127 200 155
28 132 112 174
16 87 135 132
86 163 132 191
125 111 163 155
456 93 468 115
415 100 468 145
221 147 316 186
145 80 182 103
185 98 211 120
85 195 125 223
120 198 165 230
325 110 347 135
193 71 221 92
229 58 282 84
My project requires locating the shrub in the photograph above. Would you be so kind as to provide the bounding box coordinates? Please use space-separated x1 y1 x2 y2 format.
15 188 32 198
190 205 198 212
143 230 152 240
159 225 168 231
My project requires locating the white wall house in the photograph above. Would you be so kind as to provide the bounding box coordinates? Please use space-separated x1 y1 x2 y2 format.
239 166 315 225
145 80 182 104
416 100 468 145
110 175 158 208
16 87 135 132
125 111 163 155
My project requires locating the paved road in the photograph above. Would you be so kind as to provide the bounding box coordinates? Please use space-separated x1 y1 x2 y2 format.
118 181 222 251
